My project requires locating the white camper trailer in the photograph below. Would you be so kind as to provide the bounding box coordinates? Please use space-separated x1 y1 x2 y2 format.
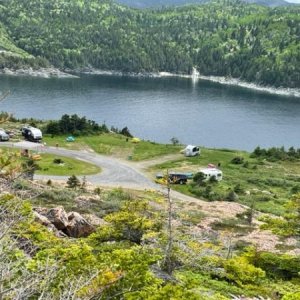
21 126 43 142
183 145 200 157
199 168 223 181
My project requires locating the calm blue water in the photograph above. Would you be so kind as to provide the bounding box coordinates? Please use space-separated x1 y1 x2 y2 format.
1 74 299 151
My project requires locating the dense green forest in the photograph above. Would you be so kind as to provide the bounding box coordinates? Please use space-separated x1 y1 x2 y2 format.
0 0 299 87
117 0 292 8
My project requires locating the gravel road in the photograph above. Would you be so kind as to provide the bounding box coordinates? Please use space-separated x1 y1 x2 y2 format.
2 141 159 190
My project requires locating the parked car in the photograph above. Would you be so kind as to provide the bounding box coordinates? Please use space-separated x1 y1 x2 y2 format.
168 173 188 184
0 129 9 141
21 126 42 142
155 172 189 185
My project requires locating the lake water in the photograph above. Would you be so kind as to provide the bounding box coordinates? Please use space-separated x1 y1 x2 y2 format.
1 74 300 151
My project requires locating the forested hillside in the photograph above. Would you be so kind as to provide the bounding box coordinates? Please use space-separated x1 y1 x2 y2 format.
117 0 290 8
0 0 299 87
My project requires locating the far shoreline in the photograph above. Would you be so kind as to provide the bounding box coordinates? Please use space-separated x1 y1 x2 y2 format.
77 68 300 98
1 66 299 98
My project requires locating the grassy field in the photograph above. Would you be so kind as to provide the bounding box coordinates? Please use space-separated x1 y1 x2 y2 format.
36 154 100 176
0 147 100 176
3 120 183 160
150 148 300 216
43 133 182 161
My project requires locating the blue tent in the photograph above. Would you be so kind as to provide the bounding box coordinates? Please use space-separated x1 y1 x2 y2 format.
66 136 75 142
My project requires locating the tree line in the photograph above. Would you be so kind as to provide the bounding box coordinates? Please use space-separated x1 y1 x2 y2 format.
0 0 299 87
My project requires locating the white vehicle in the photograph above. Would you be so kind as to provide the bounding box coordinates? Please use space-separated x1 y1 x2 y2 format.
0 129 9 141
199 168 223 181
21 126 43 142
182 145 200 157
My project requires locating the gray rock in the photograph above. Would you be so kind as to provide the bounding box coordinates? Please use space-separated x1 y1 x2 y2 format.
46 206 69 230
65 212 95 238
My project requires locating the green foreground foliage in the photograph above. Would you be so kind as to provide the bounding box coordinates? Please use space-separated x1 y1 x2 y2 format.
1 146 300 299
0 0 299 87
1 187 300 299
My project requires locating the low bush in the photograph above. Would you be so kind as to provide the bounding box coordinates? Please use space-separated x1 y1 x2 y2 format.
224 256 266 285
53 158 64 164
39 189 76 205
251 146 300 161
231 157 244 164
254 252 300 280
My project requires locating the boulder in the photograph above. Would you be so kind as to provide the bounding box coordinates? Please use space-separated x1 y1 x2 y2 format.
46 206 69 230
65 212 95 238
33 211 51 226
75 195 101 209
33 210 68 237
83 214 107 227
34 207 49 216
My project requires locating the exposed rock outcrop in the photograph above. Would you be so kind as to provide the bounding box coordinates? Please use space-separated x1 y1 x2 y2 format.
46 206 69 230
66 212 95 238
83 214 107 227
33 210 68 238
33 206 97 238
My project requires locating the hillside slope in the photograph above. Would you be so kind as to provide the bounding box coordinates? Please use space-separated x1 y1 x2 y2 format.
0 0 299 87
117 0 291 8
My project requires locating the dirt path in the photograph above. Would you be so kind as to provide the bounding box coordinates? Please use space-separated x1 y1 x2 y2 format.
132 153 183 170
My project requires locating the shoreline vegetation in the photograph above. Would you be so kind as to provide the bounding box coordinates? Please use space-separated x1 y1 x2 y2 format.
1 66 299 98
0 67 79 79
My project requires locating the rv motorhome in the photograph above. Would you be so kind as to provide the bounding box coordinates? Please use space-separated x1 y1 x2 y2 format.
183 145 200 157
199 168 223 181
21 126 43 142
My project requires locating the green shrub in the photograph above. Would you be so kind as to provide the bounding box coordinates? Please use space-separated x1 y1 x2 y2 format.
282 292 300 300
226 190 238 202
234 184 244 194
53 158 64 164
39 189 76 204
231 157 244 164
242 161 249 168
12 179 31 190
254 252 300 280
193 172 206 186
290 185 300 194
66 175 81 189
224 256 265 285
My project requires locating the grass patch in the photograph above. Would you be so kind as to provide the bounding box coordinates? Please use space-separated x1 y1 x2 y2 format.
211 218 254 234
0 147 100 176
43 133 181 161
31 187 141 218
36 154 100 176
152 148 300 216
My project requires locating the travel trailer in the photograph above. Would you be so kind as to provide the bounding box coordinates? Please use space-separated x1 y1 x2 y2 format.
182 145 200 157
21 126 43 142
199 168 223 181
